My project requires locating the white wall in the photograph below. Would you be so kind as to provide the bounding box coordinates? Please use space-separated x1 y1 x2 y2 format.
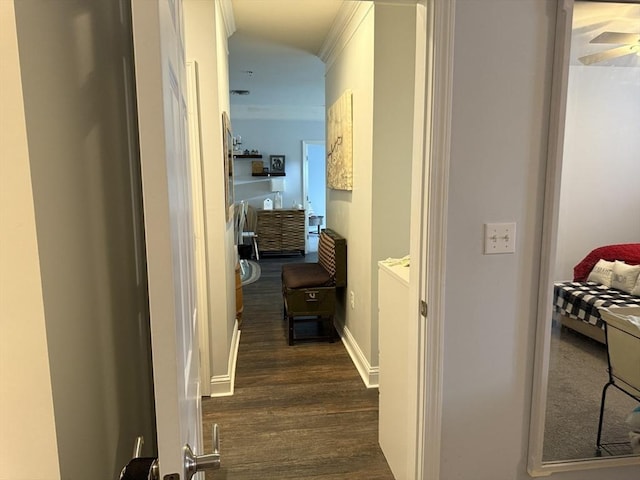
555 65 640 280
325 3 376 376
324 2 415 379
370 2 416 367
3 1 157 478
230 118 325 209
0 3 60 477
184 0 237 393
440 1 638 479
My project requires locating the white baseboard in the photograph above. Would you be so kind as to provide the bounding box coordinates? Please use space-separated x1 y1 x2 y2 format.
209 321 241 397
337 323 379 388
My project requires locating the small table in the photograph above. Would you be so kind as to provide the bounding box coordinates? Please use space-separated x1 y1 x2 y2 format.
308 215 324 235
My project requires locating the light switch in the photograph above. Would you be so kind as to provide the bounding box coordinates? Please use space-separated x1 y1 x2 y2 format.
484 222 516 254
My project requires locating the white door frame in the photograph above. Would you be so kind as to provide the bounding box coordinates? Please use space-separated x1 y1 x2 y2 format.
302 140 325 253
186 60 212 397
129 0 456 476
411 0 456 479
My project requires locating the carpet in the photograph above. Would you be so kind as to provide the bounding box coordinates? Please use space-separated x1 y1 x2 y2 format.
240 260 261 286
543 321 638 462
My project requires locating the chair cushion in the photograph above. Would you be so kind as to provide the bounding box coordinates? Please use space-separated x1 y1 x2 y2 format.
282 263 333 289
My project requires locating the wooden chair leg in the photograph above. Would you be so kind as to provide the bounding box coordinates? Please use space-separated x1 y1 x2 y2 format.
252 236 259 261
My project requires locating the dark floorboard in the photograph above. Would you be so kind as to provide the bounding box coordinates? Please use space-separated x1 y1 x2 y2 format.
203 255 394 479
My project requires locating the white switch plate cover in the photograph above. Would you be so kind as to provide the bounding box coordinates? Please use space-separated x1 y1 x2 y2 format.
484 222 516 254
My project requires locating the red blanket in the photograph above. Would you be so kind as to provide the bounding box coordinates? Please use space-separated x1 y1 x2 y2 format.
573 243 640 282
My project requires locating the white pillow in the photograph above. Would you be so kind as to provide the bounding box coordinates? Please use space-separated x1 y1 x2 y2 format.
631 274 640 296
587 259 615 286
611 260 640 294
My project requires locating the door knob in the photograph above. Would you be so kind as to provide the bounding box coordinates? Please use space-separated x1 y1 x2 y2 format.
184 424 221 480
132 436 144 458
120 436 159 480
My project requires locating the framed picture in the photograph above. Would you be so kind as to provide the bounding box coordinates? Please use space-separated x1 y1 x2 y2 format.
269 155 285 174
327 90 353 190
222 112 234 223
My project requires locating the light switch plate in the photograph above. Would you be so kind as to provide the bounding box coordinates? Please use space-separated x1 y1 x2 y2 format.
484 222 516 254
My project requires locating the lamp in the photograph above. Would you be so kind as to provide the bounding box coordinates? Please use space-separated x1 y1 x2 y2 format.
271 178 285 209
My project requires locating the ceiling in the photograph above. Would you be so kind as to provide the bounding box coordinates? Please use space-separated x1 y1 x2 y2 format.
231 0 344 55
227 0 639 117
571 2 640 67
228 0 347 116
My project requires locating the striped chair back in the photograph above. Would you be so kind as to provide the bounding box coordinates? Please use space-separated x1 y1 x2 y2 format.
318 229 347 288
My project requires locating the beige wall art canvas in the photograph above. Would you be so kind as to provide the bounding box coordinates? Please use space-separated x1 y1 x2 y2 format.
327 90 353 191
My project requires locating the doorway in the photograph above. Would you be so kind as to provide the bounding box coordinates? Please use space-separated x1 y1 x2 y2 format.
303 140 326 253
210 0 432 477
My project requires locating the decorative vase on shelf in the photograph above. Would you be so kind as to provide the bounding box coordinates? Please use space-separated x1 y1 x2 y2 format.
274 191 282 209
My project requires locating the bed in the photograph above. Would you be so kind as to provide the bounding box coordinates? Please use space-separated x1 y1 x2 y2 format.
553 243 640 343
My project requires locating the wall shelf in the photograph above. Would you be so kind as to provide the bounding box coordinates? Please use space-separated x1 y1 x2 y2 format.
234 153 263 158
252 172 285 177
234 176 271 185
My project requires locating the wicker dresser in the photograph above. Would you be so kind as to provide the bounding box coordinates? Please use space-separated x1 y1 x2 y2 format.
257 209 305 255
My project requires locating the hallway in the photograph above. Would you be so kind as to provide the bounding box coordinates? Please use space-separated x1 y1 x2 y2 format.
202 256 394 479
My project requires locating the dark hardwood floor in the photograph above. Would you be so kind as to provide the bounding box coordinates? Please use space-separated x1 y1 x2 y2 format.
202 254 394 479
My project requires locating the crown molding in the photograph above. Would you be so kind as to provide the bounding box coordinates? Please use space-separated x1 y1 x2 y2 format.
318 1 373 68
219 0 236 38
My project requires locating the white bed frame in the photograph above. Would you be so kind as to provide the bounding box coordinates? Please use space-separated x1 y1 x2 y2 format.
557 313 605 344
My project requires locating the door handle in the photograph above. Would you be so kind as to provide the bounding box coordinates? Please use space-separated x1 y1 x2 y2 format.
184 424 221 480
120 436 159 480
132 436 144 458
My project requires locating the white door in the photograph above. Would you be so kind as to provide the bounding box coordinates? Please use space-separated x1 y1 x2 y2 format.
304 142 326 220
131 1 210 478
302 141 326 253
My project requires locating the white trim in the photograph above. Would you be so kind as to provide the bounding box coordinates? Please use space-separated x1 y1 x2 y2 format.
527 0 572 475
218 0 236 38
527 0 640 475
302 141 309 253
409 1 429 478
337 323 379 388
209 321 241 397
419 0 456 479
301 140 325 254
186 60 213 397
530 457 640 477
319 1 372 69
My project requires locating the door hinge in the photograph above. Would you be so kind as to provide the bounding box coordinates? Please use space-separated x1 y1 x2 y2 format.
420 300 428 317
